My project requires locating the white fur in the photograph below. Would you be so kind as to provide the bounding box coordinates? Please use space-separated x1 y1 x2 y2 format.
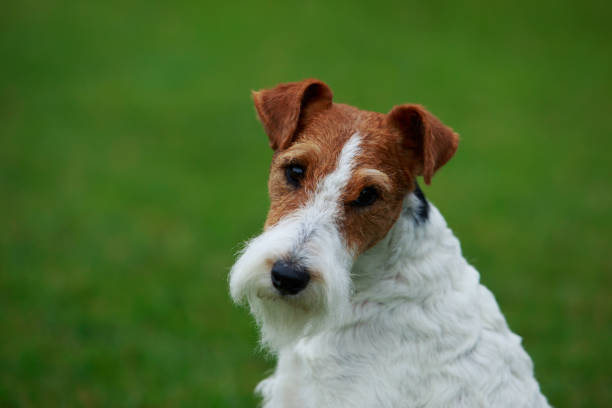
230 135 550 407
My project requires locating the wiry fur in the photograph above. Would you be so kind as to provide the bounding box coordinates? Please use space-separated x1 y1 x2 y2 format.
229 79 550 407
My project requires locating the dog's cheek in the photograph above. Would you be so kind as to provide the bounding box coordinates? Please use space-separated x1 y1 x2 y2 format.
342 202 403 254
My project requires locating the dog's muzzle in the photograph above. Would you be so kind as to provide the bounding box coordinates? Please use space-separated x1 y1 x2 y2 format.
270 259 310 295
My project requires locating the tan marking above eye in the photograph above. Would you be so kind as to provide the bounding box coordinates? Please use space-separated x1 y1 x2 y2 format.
276 141 322 167
343 168 392 203
354 168 392 192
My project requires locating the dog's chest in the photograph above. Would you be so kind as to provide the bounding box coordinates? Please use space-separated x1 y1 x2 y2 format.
261 332 432 408
258 289 550 408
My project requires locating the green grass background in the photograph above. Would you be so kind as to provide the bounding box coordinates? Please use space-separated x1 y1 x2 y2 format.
1 0 611 406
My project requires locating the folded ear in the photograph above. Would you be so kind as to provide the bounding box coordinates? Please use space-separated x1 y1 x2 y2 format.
387 104 459 185
252 79 333 151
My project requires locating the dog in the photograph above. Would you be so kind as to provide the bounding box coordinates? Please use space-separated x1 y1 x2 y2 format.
229 79 550 407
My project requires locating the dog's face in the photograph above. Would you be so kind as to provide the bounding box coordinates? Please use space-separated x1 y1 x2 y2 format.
230 79 458 349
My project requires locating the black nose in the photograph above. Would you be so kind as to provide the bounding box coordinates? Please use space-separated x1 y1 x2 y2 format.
271 260 310 295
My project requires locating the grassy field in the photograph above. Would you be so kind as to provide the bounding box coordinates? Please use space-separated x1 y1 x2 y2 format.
1 0 611 406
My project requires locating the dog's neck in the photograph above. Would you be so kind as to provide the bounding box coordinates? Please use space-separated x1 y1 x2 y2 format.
351 186 467 303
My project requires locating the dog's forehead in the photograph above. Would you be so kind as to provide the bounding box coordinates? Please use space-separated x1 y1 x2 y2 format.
290 104 398 171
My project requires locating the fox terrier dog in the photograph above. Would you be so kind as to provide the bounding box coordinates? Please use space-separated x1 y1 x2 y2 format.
229 79 550 407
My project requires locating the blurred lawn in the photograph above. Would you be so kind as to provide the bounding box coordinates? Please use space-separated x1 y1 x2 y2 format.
1 0 611 406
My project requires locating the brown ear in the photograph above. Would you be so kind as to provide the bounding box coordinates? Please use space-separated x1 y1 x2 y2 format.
252 79 333 151
387 104 459 185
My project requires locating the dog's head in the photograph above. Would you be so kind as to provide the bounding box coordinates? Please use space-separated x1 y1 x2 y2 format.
229 79 458 349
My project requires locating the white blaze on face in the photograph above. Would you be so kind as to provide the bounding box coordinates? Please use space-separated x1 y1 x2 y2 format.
229 133 362 347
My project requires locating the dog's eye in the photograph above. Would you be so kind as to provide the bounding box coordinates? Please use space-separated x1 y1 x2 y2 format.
351 186 379 207
285 164 305 188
